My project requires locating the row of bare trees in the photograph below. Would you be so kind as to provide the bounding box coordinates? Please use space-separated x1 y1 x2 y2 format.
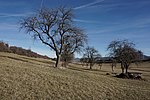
20 7 143 73
80 40 142 73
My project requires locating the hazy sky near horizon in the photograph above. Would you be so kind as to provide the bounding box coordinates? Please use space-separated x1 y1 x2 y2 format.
0 0 150 57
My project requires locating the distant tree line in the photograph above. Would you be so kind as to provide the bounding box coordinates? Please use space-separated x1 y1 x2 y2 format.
0 41 49 59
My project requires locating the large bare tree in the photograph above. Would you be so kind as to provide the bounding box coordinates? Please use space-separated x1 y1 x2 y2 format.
107 39 142 73
20 7 87 67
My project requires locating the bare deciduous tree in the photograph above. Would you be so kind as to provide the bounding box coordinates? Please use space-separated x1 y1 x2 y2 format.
61 46 74 67
82 46 101 69
107 39 142 73
20 7 87 67
61 28 87 67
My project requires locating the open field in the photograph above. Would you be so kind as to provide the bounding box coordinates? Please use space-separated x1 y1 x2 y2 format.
0 52 150 100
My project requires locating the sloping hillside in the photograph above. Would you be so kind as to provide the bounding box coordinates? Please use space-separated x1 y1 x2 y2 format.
0 41 50 59
0 52 150 100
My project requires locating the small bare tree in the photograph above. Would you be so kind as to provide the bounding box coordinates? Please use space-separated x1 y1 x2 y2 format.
61 28 87 67
61 47 74 67
82 46 101 69
20 7 87 67
107 39 142 73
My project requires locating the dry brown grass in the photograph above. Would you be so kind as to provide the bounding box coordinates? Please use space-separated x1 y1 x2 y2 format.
0 52 150 100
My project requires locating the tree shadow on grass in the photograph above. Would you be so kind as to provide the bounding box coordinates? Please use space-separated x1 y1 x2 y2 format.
20 56 55 65
1 55 54 67
68 65 109 76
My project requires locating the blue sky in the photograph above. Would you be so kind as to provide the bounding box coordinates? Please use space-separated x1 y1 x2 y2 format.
0 0 150 57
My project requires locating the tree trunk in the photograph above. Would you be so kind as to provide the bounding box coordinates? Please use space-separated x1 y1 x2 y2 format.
125 64 129 74
125 67 128 74
63 59 69 67
90 63 92 69
112 63 114 72
90 66 92 69
55 54 61 67
90 64 92 69
121 62 124 73
112 66 114 72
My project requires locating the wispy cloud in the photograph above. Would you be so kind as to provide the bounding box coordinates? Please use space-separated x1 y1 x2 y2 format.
87 16 150 35
0 23 18 30
0 12 34 18
73 0 150 12
73 0 105 10
40 0 44 8
74 18 119 25
0 1 26 7
74 19 102 24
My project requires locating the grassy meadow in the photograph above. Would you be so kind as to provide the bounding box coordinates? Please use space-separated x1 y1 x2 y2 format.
0 52 150 100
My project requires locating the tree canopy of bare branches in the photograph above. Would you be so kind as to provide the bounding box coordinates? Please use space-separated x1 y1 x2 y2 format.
107 39 142 73
20 7 87 67
82 46 101 69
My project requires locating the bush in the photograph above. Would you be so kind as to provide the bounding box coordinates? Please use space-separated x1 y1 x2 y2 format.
116 72 143 80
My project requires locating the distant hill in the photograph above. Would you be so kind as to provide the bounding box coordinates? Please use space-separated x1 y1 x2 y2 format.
100 56 150 62
143 55 150 60
75 55 150 63
0 41 50 59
